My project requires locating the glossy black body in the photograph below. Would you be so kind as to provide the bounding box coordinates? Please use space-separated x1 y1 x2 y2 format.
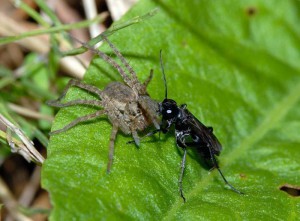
158 98 242 202
159 98 221 162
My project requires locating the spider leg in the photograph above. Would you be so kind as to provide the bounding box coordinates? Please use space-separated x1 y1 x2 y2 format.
142 69 154 90
107 123 119 173
131 130 140 146
102 35 137 81
126 129 160 144
47 79 103 106
69 36 132 87
47 99 103 108
50 110 105 135
138 96 160 129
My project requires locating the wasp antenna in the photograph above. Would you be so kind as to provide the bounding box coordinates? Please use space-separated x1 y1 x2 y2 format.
160 50 168 99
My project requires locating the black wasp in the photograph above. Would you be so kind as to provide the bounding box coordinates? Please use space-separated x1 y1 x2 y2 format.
153 51 244 202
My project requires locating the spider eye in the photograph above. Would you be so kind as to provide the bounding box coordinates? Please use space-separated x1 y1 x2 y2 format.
166 109 172 114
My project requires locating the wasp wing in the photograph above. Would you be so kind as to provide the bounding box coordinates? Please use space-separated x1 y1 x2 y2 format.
183 108 222 155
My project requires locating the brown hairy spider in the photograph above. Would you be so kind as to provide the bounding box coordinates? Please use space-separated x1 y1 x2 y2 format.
47 35 160 172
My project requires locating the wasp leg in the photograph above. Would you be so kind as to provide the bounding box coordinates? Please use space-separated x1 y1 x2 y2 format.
207 126 213 133
176 134 190 203
179 148 187 203
50 110 105 135
107 123 119 173
208 146 244 194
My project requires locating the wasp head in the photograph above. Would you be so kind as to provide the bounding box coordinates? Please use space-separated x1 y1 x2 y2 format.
159 98 180 120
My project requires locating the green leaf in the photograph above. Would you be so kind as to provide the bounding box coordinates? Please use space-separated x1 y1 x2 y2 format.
42 0 300 220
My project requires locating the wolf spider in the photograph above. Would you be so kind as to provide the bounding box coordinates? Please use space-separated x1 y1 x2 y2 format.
47 35 160 172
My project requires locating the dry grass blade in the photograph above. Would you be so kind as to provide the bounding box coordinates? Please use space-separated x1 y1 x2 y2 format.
0 178 32 221
0 13 87 78
106 0 138 21
0 114 44 165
